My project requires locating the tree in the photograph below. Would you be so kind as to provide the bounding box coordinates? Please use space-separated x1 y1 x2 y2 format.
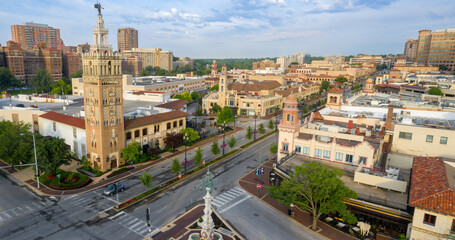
30 69 53 93
210 84 219 91
258 123 265 134
320 81 330 92
164 132 183 150
194 147 203 166
211 140 220 156
269 144 277 154
140 172 153 188
439 64 449 71
268 162 357 231
36 137 72 176
122 141 141 164
246 126 253 140
196 108 203 116
51 79 72 95
334 76 348 83
0 66 19 90
217 107 234 126
211 103 221 113
227 136 237 148
180 127 200 143
140 69 151 76
0 120 34 165
70 70 83 79
428 87 443 96
268 119 274 130
191 91 199 101
376 64 388 71
171 158 181 175
173 92 192 102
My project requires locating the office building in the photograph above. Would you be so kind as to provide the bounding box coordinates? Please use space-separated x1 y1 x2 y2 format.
404 39 418 62
117 28 138 53
123 48 173 70
11 22 62 50
415 28 455 70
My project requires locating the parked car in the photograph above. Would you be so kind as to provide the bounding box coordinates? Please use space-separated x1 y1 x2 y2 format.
104 183 124 196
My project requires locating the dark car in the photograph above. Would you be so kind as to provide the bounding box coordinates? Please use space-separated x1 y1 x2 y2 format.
104 183 124 196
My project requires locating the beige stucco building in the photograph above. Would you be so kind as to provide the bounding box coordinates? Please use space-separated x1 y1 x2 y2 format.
122 48 173 70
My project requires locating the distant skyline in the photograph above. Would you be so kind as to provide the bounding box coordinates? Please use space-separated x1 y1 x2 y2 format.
1 0 454 58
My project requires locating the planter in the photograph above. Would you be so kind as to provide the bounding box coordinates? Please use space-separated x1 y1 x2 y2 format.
49 177 92 190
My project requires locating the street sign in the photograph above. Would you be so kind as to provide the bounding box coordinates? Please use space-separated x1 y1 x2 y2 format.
255 169 260 176
257 184 261 189
260 167 264 174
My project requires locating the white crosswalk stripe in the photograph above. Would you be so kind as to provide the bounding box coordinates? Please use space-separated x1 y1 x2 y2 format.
211 187 246 209
0 200 49 224
110 211 158 237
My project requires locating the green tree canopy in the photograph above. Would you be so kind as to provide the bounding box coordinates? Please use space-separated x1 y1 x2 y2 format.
334 76 348 83
246 126 253 140
269 144 277 154
173 92 192 102
191 91 199 100
210 84 219 92
0 120 34 165
194 147 203 166
0 66 19 90
439 64 449 71
36 137 73 176
180 127 200 143
268 119 274 130
171 158 181 175
217 106 234 126
428 87 443 96
211 103 221 113
140 172 154 188
268 162 357 230
196 108 203 116
51 79 72 95
258 123 265 134
30 69 53 93
70 70 83 79
376 64 388 71
320 81 331 92
122 141 141 164
211 140 220 156
227 136 237 148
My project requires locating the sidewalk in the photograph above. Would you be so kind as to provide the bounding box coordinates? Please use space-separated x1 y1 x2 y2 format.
238 158 394 240
16 126 243 196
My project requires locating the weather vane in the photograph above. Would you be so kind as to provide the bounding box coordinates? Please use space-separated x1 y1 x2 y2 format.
199 166 217 193
94 1 103 15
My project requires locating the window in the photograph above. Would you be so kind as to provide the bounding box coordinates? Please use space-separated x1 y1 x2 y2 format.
126 132 131 140
451 219 455 234
345 154 353 163
167 122 171 129
423 214 436 226
336 152 343 161
73 127 77 138
287 114 290 121
283 143 288 152
295 145 301 153
179 119 183 126
302 147 310 155
155 125 160 132
440 137 448 144
142 128 148 136
399 132 412 140
173 121 177 128
323 150 331 159
53 122 56 132
134 130 140 138
315 148 322 157
426 135 433 143
358 157 367 165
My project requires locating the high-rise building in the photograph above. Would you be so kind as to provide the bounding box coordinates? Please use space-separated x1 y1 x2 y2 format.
62 52 82 79
0 41 62 85
415 28 455 70
123 48 173 70
121 56 142 76
404 38 418 62
117 28 138 53
276 56 290 69
11 22 62 50
82 5 124 171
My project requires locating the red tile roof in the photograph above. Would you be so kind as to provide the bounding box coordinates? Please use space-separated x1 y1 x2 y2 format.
155 99 188 110
40 111 85 129
229 80 281 92
124 110 188 130
409 157 455 216
328 88 343 93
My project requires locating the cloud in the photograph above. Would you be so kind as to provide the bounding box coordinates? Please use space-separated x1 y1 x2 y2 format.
250 0 287 6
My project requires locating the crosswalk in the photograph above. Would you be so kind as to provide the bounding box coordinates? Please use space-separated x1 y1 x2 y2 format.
211 186 246 209
61 193 115 211
0 200 48 224
109 211 158 237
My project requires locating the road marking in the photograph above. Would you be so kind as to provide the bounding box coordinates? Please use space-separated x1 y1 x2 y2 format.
63 194 78 201
129 220 144 229
108 211 126 220
24 205 33 211
216 195 233 202
219 195 251 214
211 201 222 207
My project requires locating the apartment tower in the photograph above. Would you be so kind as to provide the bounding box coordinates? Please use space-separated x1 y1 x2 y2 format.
117 28 138 53
11 22 61 50
416 28 455 70
82 4 125 171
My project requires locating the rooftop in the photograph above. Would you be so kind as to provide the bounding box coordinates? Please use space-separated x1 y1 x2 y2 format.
40 111 85 129
124 110 188 130
229 80 281 92
155 99 188 110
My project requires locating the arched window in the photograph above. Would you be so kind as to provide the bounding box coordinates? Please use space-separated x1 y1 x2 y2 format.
287 114 290 121
291 116 294 121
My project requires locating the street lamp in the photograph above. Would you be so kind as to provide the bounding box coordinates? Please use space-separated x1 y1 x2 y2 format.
183 133 189 175
253 114 258 141
21 131 40 188
221 124 227 156
274 106 279 130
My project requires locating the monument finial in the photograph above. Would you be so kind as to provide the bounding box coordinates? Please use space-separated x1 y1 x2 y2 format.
94 1 103 15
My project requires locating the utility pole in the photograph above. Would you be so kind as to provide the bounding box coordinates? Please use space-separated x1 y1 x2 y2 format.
32 131 40 188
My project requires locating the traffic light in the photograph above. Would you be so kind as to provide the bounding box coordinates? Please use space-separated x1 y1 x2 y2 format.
146 208 151 227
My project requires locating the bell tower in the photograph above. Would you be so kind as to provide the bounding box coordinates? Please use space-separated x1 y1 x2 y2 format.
277 95 300 162
218 65 228 107
211 60 217 76
82 3 125 171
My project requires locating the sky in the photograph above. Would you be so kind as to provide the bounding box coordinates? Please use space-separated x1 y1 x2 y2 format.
0 0 454 58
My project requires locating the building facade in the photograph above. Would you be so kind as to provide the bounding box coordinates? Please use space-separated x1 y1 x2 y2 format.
121 56 142 76
62 52 82 79
415 28 455 71
404 39 418 63
117 28 138 53
11 22 61 50
123 48 173 70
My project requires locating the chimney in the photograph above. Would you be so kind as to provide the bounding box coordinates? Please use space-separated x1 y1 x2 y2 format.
348 120 354 130
385 107 393 131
